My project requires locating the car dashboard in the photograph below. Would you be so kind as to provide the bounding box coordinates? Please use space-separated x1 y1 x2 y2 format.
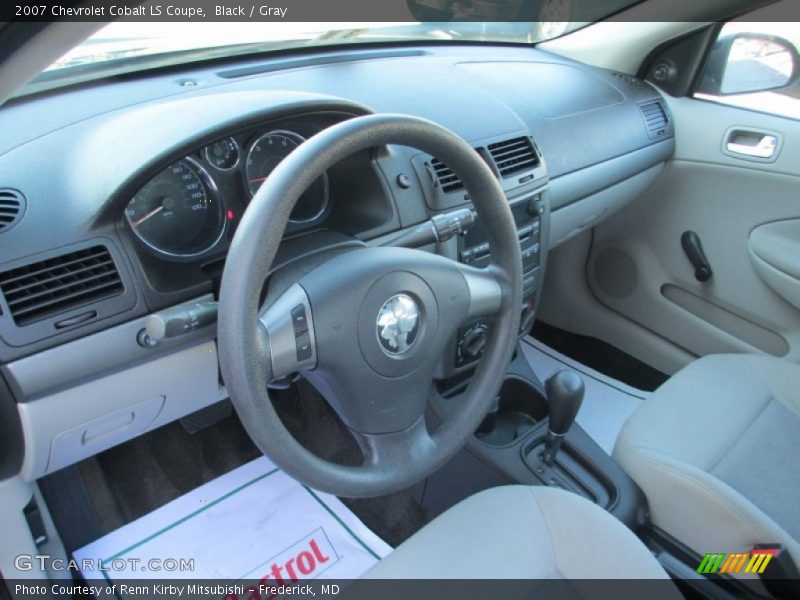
0 44 674 481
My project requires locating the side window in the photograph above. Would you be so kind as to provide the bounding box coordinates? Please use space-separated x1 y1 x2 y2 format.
694 2 800 120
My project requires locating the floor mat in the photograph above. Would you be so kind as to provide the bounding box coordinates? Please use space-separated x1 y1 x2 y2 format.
521 337 648 455
73 456 391 584
81 390 429 548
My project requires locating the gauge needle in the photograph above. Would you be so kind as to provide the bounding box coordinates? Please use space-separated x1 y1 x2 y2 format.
249 177 269 183
132 205 164 228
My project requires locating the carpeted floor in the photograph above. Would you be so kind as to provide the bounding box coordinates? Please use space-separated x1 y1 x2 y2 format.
533 321 668 392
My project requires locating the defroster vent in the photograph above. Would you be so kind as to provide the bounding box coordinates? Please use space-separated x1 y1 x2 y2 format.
0 245 123 326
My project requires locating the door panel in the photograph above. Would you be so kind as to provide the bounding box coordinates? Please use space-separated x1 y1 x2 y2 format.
586 96 800 368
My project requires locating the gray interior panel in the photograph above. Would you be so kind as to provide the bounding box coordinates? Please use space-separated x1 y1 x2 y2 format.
581 94 800 371
3 295 216 400
750 220 800 280
548 141 673 211
17 340 225 480
455 61 625 118
549 164 664 248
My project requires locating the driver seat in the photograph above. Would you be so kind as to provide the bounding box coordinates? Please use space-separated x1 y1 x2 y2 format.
363 485 672 580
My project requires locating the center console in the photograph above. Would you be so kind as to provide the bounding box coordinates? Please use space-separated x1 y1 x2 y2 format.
427 351 648 531
455 192 546 368
408 130 550 378
414 134 646 529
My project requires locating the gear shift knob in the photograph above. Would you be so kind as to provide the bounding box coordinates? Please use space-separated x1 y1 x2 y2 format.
546 370 585 435
543 370 585 465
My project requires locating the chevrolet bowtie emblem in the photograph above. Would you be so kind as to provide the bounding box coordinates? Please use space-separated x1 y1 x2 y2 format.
377 294 420 355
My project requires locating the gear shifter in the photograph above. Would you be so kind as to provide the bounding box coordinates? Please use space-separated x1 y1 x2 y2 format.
542 370 585 465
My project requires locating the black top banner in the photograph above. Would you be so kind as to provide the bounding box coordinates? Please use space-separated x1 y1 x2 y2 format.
2 0 795 23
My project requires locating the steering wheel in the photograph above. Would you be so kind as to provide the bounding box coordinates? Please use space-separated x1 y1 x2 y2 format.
218 114 522 497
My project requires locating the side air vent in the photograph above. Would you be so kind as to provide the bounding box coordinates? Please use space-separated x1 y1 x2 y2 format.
640 100 669 139
0 245 123 326
488 137 539 177
430 157 464 193
0 189 25 233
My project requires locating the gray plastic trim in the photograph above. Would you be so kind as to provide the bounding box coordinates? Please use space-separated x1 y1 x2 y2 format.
17 339 225 480
548 140 673 211
259 283 317 380
661 283 789 357
549 164 665 248
3 294 216 401
458 264 503 319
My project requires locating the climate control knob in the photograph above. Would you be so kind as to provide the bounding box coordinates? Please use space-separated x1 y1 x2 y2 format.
528 196 545 217
459 324 489 361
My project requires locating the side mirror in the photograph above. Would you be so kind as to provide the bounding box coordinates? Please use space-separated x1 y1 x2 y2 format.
697 33 800 96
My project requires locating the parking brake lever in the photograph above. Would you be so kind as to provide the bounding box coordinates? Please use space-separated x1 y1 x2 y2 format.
681 231 713 283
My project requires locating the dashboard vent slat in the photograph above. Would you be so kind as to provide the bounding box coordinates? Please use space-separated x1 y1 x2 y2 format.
488 137 540 178
0 189 26 232
0 245 123 326
640 100 669 138
430 158 464 193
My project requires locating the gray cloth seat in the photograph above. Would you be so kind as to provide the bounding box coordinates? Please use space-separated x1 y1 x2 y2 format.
364 485 671 580
614 354 800 565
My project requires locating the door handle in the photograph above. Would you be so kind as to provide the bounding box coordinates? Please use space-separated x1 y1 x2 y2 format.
726 136 777 158
681 231 713 283
723 128 781 162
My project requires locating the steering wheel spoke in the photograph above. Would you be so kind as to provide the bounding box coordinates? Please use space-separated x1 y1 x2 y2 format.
456 262 504 321
258 283 317 381
353 418 436 469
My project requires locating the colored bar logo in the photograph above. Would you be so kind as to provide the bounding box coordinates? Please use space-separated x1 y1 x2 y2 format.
697 549 777 575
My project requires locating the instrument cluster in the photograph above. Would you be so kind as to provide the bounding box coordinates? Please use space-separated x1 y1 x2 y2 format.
124 118 336 260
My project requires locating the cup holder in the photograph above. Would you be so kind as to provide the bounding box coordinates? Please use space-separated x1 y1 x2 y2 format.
475 376 548 447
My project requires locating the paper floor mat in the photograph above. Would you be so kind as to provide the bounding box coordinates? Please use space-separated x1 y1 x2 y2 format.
74 457 391 586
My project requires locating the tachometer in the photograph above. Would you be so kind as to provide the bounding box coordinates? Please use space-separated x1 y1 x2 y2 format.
245 130 329 223
125 158 225 258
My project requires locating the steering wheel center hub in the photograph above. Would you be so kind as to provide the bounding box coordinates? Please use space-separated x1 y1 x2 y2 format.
353 266 441 379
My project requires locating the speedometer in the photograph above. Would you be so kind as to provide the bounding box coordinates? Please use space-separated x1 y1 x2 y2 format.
125 158 225 258
245 130 330 223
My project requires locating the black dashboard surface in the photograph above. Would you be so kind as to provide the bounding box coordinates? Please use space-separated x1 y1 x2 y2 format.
0 44 673 361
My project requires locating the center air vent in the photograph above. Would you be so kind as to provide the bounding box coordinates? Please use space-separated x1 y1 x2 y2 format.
0 245 123 326
488 137 539 177
640 100 669 139
0 189 26 233
430 157 464 193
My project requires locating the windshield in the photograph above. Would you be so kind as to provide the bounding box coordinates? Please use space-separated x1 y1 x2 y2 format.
22 1 639 97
